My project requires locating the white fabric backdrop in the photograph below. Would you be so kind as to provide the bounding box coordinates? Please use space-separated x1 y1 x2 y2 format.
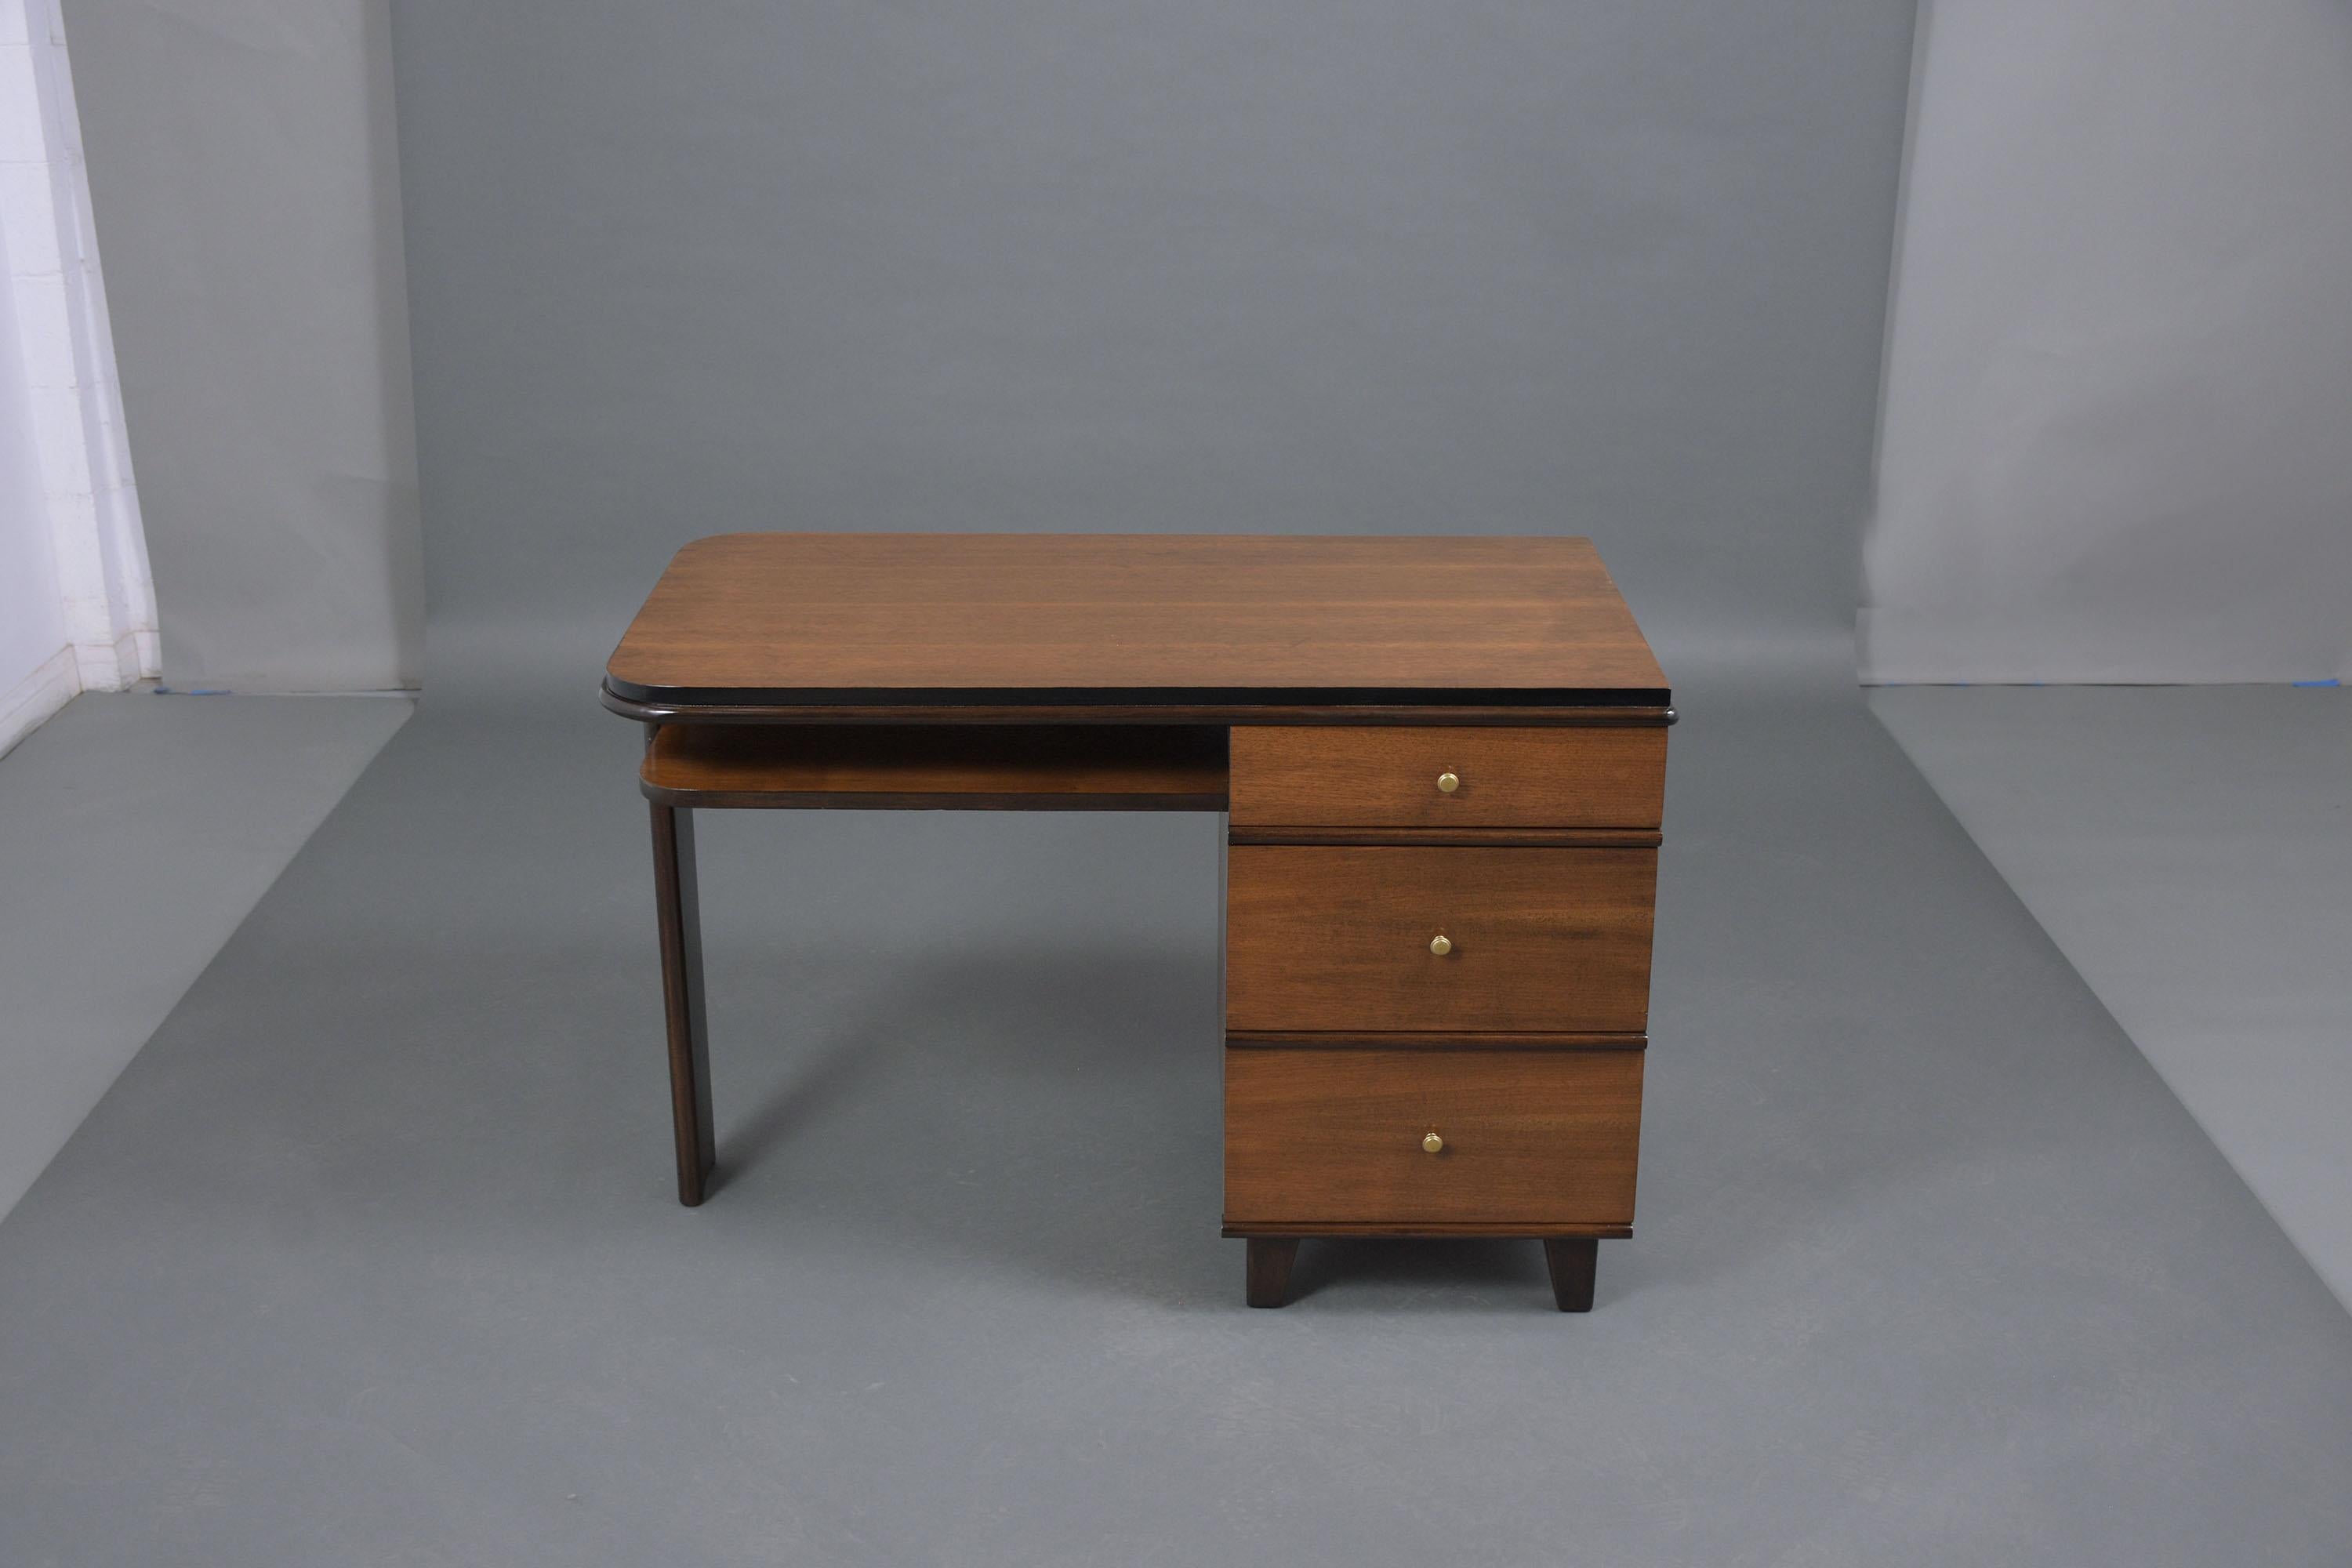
1863 0 2352 684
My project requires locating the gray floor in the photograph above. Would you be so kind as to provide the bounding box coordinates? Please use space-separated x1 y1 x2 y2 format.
2 666 2348 1566
0 692 412 1222
1872 684 2352 1312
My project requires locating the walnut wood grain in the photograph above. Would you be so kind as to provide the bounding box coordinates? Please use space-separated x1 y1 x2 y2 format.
1223 1048 1642 1228
1229 726 1666 829
1224 846 1657 1033
641 724 1229 810
607 534 1669 708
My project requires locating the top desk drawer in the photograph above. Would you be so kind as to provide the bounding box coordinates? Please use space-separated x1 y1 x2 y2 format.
1229 727 1664 829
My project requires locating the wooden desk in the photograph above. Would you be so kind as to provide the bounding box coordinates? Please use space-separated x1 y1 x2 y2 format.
604 534 1671 1310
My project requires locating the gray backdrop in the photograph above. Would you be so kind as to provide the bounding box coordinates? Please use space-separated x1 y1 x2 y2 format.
388 0 1919 671
64 0 423 692
15 8 2352 1563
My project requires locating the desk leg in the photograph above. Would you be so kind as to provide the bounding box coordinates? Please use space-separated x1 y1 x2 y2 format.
1244 1238 1300 1308
1544 1238 1598 1312
650 802 716 1206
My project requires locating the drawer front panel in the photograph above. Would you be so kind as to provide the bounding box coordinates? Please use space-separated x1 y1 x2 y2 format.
1225 846 1656 1033
1229 726 1664 829
1224 1047 1642 1226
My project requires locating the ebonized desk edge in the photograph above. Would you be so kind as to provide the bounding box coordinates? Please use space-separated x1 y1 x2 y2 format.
602 679 1677 728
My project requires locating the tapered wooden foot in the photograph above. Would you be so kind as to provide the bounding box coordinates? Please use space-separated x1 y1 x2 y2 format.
1544 1237 1598 1312
651 800 716 1206
1245 1238 1301 1308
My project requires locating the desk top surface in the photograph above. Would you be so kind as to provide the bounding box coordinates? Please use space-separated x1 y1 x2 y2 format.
607 533 1667 711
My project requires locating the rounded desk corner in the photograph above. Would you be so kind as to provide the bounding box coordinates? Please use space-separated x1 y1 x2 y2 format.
601 676 677 722
669 530 759 560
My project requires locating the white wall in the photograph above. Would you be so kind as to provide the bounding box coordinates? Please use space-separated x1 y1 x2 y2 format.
1863 0 2352 684
2 0 154 756
0 204 72 730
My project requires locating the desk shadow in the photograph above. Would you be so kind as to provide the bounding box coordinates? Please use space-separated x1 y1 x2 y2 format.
711 1029 877 1187
700 946 1240 1307
1290 1238 1561 1312
687 880 2191 1322
697 947 1693 1314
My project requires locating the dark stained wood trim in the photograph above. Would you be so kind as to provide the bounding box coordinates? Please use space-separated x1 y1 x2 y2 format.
1227 826 1661 848
1244 1238 1301 1308
645 786 1228 811
649 803 715 1207
1227 1031 1646 1051
1221 1222 1634 1239
607 678 1674 711
604 682 1671 728
1544 1237 1600 1312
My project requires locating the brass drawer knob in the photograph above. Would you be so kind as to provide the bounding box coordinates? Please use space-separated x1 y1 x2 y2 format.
1422 1131 1444 1154
1436 771 1460 793
1428 933 1453 956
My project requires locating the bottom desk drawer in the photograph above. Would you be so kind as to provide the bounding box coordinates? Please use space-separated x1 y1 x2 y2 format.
1223 1047 1642 1228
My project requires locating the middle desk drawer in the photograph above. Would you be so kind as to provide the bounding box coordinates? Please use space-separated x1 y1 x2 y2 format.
1225 844 1657 1033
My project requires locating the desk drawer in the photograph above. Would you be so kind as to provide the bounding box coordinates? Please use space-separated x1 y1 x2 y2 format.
1225 845 1656 1033
1229 726 1664 829
1224 1047 1642 1226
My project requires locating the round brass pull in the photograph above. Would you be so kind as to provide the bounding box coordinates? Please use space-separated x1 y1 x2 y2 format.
1422 1131 1444 1155
1428 933 1453 956
1436 771 1460 794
